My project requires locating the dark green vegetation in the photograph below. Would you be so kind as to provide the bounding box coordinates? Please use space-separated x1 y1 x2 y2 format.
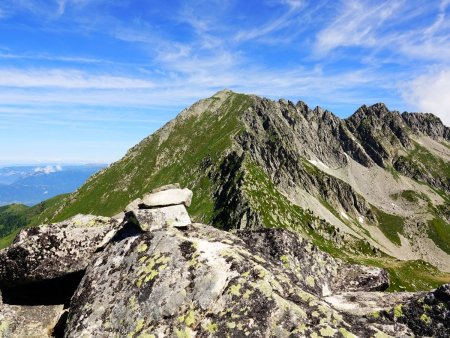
428 217 450 255
0 194 68 249
0 204 29 238
371 206 405 246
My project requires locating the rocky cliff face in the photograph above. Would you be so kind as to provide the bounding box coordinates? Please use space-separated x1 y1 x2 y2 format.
10 90 450 290
1 187 449 337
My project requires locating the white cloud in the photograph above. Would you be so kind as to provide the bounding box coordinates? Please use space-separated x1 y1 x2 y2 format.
34 164 63 174
0 68 155 89
234 0 305 42
402 69 450 126
314 0 403 55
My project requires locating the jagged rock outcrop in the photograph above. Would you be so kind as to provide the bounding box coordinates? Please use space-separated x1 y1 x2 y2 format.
236 229 389 295
345 103 411 167
402 112 450 140
1 185 449 337
373 283 450 337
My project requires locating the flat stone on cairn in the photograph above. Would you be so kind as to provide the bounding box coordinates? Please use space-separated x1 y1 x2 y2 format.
123 184 193 231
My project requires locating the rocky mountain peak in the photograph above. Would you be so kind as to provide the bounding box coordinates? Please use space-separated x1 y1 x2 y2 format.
348 102 393 123
402 112 450 140
21 90 449 303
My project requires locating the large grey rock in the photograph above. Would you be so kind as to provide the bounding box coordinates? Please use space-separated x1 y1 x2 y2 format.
125 204 191 231
372 283 450 337
236 228 389 296
0 303 64 338
64 225 421 338
140 188 193 208
0 214 118 287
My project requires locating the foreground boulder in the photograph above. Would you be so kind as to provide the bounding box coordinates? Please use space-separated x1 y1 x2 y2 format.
237 229 389 295
64 214 399 337
0 214 119 287
67 223 365 337
1 185 449 337
0 303 64 338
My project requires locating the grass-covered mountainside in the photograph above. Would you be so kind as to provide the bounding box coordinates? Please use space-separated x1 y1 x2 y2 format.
0 194 67 249
10 90 450 290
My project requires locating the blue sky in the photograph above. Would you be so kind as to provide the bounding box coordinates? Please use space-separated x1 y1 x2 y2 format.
0 0 449 164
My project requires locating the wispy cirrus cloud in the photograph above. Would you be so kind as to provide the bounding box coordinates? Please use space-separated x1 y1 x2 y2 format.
314 0 450 64
0 68 155 89
234 0 306 42
314 0 404 55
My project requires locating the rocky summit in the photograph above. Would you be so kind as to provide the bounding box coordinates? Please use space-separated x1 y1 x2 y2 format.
0 90 449 337
0 186 449 337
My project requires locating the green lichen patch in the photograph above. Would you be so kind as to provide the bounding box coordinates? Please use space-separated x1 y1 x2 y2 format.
420 313 431 325
135 252 171 288
393 305 403 319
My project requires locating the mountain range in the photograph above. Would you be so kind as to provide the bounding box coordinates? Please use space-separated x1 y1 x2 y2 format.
0 89 449 337
0 164 106 206
29 89 450 291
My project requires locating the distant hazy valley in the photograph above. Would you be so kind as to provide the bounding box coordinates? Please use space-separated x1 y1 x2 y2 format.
0 164 106 206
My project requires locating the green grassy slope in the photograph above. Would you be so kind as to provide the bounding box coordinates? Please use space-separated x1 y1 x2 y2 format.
0 203 29 238
37 92 252 225
0 194 68 249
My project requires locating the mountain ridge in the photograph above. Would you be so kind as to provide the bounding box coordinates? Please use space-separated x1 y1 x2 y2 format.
15 89 450 290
